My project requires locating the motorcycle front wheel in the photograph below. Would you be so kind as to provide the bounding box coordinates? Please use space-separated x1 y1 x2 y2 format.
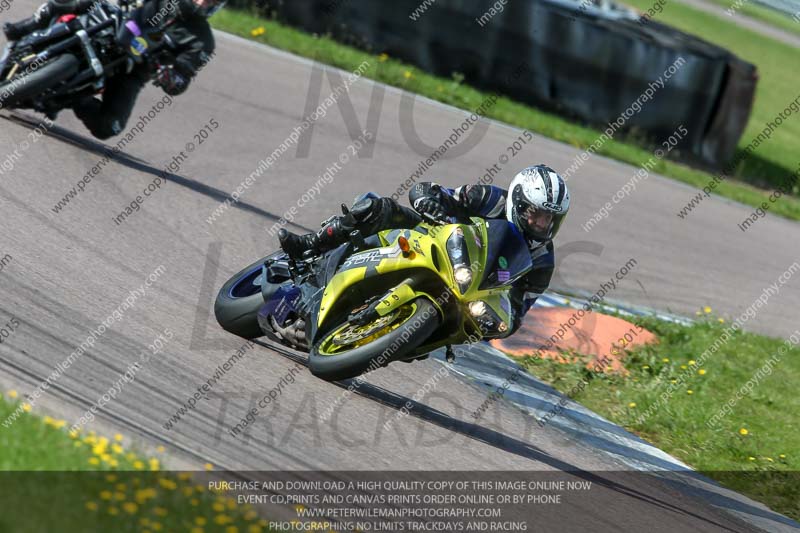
309 298 440 381
0 54 79 108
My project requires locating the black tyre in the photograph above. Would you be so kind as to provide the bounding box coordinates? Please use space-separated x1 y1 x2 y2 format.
214 253 280 339
0 54 79 109
309 298 441 381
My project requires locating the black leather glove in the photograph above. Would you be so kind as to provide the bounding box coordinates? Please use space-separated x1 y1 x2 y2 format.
413 196 447 221
153 65 188 95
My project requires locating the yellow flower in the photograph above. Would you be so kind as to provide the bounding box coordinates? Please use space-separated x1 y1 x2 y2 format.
158 478 177 490
7 390 17 399
101 453 113 463
149 458 160 471
154 507 168 517
183 487 194 497
196 517 208 526
698 369 707 375
226 497 237 510
115 483 126 491
204 463 214 471
779 454 786 459
190 498 199 506
245 510 258 521
114 433 123 442
250 27 265 37
178 472 192 481
718 318 725 323
628 402 636 408
191 528 204 533
688 360 696 366
766 457 774 462
123 502 138 514
703 306 712 314
88 457 100 466
686 390 693 395
680 365 688 370
642 365 650 370
670 379 677 384
99 490 113 501
51 419 66 428
748 456 755 461
248 526 262 533
105 474 117 482
151 523 163 532
113 492 125 501
85 501 98 511
22 403 31 412
662 358 669 363
214 514 232 525
213 502 225 512
403 70 413 79
378 53 388 62
739 428 749 436
133 461 145 470
226 527 239 533
108 506 119 516
134 489 156 504
111 443 124 455
69 429 80 439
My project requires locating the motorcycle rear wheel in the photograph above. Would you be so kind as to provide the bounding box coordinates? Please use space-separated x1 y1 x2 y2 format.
0 53 79 108
309 298 440 381
214 253 280 339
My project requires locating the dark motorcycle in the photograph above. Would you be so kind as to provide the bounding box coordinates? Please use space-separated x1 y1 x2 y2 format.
0 0 175 112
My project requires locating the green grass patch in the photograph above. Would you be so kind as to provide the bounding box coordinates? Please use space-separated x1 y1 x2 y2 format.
210 8 800 221
0 391 271 532
704 0 800 38
514 314 800 521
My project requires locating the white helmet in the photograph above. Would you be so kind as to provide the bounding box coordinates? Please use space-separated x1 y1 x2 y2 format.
506 165 570 244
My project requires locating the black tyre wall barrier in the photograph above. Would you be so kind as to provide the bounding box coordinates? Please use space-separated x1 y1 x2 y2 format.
237 0 756 168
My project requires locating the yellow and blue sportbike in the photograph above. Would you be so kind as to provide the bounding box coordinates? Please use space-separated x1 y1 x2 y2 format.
215 217 532 381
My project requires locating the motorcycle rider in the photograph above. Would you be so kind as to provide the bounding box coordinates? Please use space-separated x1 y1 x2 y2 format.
3 0 219 139
278 165 570 335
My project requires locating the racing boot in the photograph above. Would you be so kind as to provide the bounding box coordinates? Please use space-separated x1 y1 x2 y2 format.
278 214 355 261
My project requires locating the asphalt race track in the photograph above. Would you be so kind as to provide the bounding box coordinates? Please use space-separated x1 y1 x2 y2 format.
1 1 799 529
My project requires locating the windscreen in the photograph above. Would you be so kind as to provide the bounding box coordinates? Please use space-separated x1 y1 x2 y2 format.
479 219 533 290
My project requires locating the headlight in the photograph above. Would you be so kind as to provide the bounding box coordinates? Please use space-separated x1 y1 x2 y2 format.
468 300 487 316
447 228 472 293
454 266 472 285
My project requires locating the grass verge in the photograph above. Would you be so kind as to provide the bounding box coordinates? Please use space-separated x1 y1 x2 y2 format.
704 0 800 38
210 8 800 222
515 312 800 521
0 391 271 532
